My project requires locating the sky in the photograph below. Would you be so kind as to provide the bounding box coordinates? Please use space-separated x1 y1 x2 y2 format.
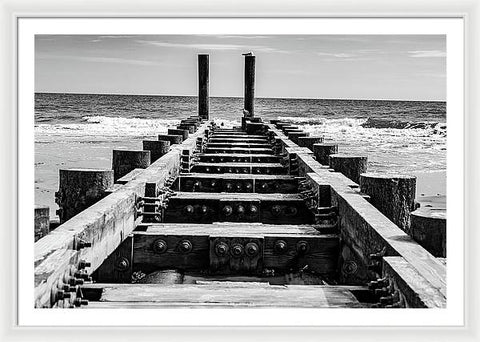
35 35 446 101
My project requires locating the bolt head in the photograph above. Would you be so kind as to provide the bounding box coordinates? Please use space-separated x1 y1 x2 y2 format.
225 183 232 190
296 241 309 254
271 205 282 216
237 205 245 215
215 242 229 257
245 183 252 190
114 257 130 272
179 240 193 253
274 240 288 254
184 205 194 215
222 205 233 216
231 243 244 258
200 205 208 214
153 239 168 254
245 242 259 257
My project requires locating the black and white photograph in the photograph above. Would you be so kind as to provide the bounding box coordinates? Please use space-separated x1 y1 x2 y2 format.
13 16 466 330
33 32 448 308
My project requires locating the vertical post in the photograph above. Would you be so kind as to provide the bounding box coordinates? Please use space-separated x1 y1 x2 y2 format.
244 54 255 117
198 54 209 120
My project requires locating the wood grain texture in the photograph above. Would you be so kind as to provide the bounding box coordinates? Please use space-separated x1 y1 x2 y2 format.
81 283 363 308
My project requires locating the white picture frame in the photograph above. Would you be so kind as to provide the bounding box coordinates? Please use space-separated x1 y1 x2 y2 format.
2 0 478 340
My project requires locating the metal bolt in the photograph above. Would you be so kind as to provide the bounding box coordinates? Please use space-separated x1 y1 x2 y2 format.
222 205 233 216
237 205 245 215
205 167 210 172
274 240 288 254
179 240 193 254
217 167 222 173
210 181 216 187
271 205 282 216
67 277 84 286
235 183 242 191
73 298 89 307
153 239 168 254
215 242 229 257
78 260 91 269
285 206 298 216
225 183 233 191
200 205 208 214
76 239 92 250
184 205 194 215
231 243 244 258
249 205 258 214
296 241 309 254
245 183 252 190
114 257 130 272
194 181 201 188
261 183 268 190
245 242 259 257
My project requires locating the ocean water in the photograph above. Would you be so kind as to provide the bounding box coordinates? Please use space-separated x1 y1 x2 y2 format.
35 93 447 218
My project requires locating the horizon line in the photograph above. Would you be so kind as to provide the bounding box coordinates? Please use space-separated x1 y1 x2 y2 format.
34 91 446 103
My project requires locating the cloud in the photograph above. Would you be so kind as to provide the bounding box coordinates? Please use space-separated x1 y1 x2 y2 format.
36 54 159 66
408 50 446 58
135 40 291 54
317 52 356 58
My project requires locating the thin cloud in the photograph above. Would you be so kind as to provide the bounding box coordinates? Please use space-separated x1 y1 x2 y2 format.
135 40 291 54
317 52 356 58
37 54 159 66
408 50 446 58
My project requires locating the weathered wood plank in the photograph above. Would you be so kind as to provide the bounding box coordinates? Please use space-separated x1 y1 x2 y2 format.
81 283 363 308
204 147 273 154
191 162 286 175
197 153 279 163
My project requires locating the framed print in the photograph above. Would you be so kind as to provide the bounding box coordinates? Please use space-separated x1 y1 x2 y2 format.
1 0 479 341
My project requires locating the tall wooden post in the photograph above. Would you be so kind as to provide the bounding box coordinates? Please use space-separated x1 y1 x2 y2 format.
244 54 255 117
198 54 209 120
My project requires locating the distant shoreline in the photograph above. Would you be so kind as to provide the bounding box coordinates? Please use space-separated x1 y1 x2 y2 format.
34 92 446 104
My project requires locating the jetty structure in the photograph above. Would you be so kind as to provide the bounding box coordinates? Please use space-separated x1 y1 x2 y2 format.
34 53 446 309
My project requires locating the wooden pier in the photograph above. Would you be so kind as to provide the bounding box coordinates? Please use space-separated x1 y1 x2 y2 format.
34 53 446 309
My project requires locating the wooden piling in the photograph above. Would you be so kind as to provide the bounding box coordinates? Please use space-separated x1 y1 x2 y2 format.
168 128 189 141
359 173 416 232
143 140 171 163
34 205 50 241
55 169 114 223
329 154 368 184
411 202 446 257
297 137 324 151
198 54 209 120
313 143 339 165
158 134 183 145
287 131 309 144
112 149 151 181
244 54 255 117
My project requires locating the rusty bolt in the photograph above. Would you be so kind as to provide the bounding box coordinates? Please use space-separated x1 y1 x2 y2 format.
114 257 130 272
153 239 168 254
73 298 89 307
179 240 193 254
245 242 259 257
78 260 91 269
285 206 298 216
217 167 222 173
194 181 201 188
76 239 92 250
274 240 288 254
67 277 84 286
215 242 229 257
271 205 282 216
231 243 244 258
237 205 245 215
222 205 233 216
296 241 309 254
